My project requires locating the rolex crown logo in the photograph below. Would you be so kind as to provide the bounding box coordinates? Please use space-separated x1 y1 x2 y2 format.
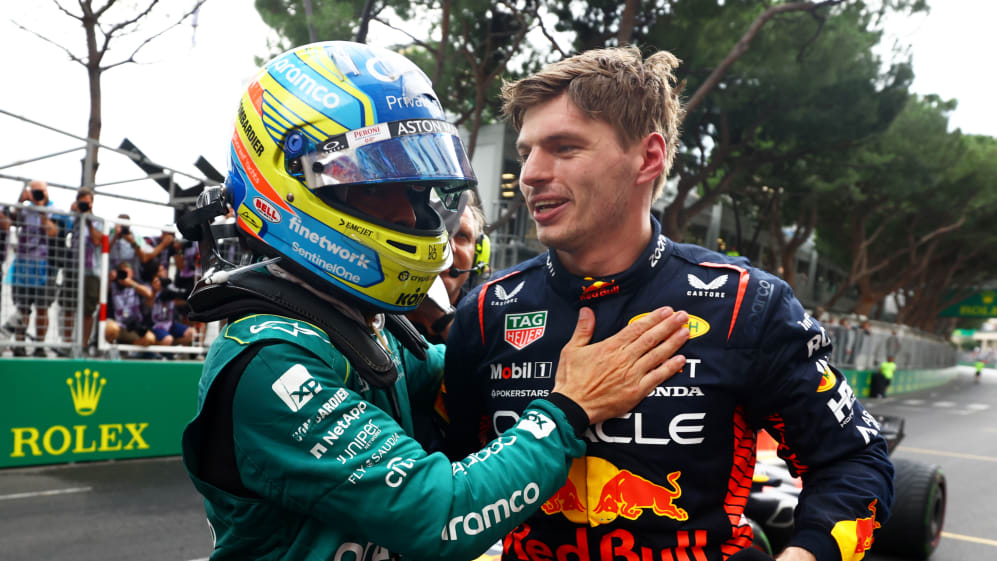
67 369 106 416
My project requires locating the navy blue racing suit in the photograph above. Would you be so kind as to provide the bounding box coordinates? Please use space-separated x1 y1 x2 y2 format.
444 216 893 561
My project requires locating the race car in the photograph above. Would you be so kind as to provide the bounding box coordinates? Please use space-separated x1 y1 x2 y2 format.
746 415 946 560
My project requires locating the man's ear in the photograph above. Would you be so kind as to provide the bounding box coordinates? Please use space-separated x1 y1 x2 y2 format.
635 132 666 187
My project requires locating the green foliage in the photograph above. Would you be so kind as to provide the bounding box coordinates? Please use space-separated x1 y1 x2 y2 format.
255 0 367 55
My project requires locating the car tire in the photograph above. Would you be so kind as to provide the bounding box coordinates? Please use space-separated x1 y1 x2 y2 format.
746 517 774 556
873 458 946 560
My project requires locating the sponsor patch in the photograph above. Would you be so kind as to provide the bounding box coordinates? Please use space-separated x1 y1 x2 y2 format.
519 411 556 439
272 364 322 412
580 278 619 301
687 273 727 298
627 313 710 340
504 311 547 350
253 197 282 223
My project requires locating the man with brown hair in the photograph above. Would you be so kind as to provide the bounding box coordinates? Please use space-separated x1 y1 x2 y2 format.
444 47 892 561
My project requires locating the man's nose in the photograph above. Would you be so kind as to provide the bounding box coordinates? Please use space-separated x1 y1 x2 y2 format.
519 150 551 190
382 188 417 229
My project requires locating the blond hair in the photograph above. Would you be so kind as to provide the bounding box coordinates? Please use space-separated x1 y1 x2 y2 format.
501 46 683 200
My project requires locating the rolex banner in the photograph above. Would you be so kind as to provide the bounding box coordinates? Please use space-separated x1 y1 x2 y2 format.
1 359 202 469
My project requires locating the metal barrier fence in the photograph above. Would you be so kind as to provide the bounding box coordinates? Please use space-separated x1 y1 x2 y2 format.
1 198 213 359
822 318 956 372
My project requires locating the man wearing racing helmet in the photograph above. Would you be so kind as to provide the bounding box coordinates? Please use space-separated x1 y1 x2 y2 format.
179 41 690 561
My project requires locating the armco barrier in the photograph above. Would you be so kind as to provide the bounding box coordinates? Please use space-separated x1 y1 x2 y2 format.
2 358 202 469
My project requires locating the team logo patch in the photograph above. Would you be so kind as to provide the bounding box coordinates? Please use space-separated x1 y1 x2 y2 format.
505 311 547 350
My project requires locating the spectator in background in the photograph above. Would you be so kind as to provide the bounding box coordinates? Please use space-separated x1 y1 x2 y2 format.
0 206 11 328
147 273 194 348
443 192 488 306
138 230 175 283
405 196 489 344
104 261 155 347
872 356 897 398
108 213 145 273
172 237 200 296
10 180 59 357
886 329 901 365
839 317 856 364
59 188 103 353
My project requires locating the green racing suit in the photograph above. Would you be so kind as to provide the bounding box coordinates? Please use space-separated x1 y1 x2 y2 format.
182 312 588 561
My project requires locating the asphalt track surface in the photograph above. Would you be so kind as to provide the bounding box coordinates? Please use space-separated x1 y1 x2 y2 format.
1 366 994 561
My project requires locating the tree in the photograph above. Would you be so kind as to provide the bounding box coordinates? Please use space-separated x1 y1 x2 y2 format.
14 0 206 189
255 0 376 54
814 95 973 318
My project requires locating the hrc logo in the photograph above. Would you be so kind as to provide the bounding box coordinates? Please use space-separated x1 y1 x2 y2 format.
67 369 106 416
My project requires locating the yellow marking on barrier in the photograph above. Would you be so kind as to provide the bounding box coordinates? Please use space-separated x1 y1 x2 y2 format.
941 531 997 547
898 446 997 463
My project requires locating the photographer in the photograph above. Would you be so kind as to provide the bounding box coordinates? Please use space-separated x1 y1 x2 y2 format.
146 274 193 348
10 180 59 356
58 188 104 352
108 213 144 273
104 261 154 347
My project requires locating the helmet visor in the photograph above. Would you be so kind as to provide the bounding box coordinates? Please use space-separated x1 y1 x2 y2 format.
303 119 476 210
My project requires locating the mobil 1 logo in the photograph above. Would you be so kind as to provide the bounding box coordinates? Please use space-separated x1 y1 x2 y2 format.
490 361 553 381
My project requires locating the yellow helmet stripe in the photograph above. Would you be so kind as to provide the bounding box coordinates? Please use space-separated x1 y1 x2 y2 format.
260 89 335 144
258 72 342 140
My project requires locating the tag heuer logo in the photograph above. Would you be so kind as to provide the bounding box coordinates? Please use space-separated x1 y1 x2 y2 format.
505 311 547 350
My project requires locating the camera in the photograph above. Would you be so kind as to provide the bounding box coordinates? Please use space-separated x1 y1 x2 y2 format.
77 201 91 212
31 189 46 202
120 225 130 235
156 279 188 302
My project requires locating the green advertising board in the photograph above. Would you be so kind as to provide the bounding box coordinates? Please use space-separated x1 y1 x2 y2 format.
939 290 997 318
2 358 202 468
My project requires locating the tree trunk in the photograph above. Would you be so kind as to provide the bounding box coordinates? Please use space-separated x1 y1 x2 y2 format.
618 0 639 45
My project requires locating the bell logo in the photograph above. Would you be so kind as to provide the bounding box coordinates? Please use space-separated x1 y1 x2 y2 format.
253 197 282 223
67 369 106 416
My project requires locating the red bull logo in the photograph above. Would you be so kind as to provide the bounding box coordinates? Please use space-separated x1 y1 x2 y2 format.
580 279 619 301
817 367 836 393
541 479 585 515
592 470 688 524
831 500 881 560
504 524 708 561
541 457 688 527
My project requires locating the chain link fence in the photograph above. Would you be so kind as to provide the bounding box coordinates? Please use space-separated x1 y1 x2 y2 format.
1 197 214 359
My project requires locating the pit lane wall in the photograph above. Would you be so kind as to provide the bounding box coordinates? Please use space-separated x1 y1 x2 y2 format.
0 359 960 469
2 358 201 469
